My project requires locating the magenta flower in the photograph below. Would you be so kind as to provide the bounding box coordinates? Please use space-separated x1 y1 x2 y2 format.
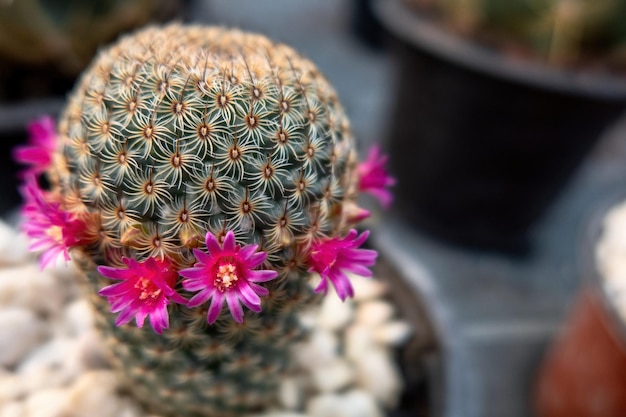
14 116 57 177
179 231 278 324
343 202 371 224
20 176 87 269
97 257 188 334
308 229 377 301
358 145 396 208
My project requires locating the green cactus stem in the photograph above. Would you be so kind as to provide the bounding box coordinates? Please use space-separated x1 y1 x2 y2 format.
29 24 377 417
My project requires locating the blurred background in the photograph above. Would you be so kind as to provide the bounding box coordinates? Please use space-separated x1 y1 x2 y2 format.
2 0 626 416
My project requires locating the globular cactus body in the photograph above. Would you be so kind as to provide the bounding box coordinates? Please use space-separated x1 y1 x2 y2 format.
43 25 367 417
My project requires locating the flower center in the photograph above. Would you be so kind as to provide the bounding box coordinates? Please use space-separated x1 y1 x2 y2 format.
215 263 238 292
135 277 162 300
46 225 64 244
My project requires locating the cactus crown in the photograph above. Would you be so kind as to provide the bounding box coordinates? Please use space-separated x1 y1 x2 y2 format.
56 24 357 272
408 0 626 69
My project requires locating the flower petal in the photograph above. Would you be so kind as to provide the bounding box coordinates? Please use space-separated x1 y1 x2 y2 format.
207 293 225 324
188 287 216 308
238 282 262 306
247 269 278 283
313 277 329 295
226 292 244 323
238 244 259 260
179 265 208 281
149 303 170 334
222 231 236 252
307 230 377 302
329 269 354 301
204 232 222 256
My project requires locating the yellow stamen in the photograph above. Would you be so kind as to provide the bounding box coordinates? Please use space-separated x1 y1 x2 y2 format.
215 263 238 292
135 277 162 300
46 226 64 244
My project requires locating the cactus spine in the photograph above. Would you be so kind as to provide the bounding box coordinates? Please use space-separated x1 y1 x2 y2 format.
50 24 364 416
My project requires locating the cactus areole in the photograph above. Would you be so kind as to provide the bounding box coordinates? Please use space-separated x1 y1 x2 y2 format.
17 25 393 416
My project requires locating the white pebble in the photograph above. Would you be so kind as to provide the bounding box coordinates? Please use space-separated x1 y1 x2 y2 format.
24 388 70 417
373 321 413 346
73 330 110 371
17 337 84 386
0 368 66 403
354 348 403 408
350 275 387 302
311 359 354 393
296 309 318 331
0 308 47 367
344 325 376 362
278 376 305 410
22 367 69 396
307 390 384 417
0 266 64 315
291 329 339 370
17 337 75 374
0 223 30 266
316 291 353 332
0 373 27 403
0 401 26 417
355 301 395 327
61 371 121 417
62 299 95 337
112 397 145 417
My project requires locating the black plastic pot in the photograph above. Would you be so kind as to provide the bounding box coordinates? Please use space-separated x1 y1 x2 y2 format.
350 0 385 49
374 0 626 253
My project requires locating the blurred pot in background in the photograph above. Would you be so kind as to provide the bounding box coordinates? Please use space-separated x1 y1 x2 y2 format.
0 0 185 216
374 0 626 253
535 197 626 417
0 0 184 101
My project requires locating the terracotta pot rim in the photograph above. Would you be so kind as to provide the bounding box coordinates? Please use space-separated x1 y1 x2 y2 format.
373 0 626 100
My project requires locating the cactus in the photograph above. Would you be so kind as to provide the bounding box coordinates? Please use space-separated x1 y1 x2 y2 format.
16 24 394 417
407 0 626 69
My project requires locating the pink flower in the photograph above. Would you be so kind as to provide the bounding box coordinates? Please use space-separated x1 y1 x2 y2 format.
358 145 396 208
343 202 371 224
14 116 57 177
308 229 377 301
179 231 278 324
97 257 188 334
20 176 86 269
